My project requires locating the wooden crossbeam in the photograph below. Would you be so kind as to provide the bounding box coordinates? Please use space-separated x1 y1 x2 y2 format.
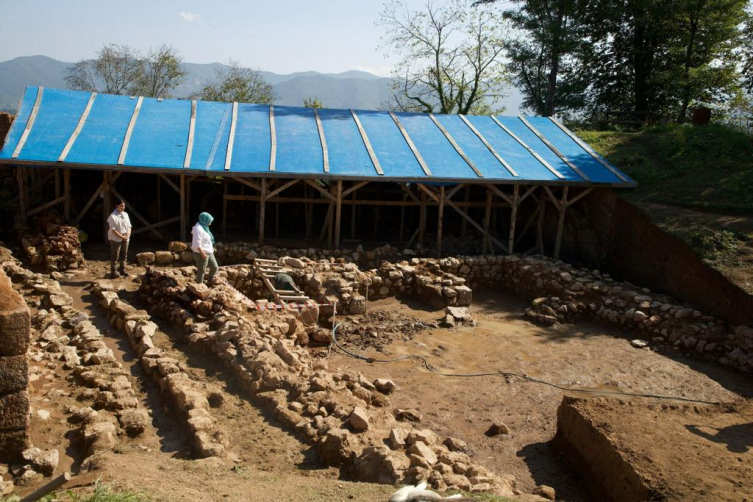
264 178 299 201
343 181 368 198
131 216 180 236
235 177 262 192
444 197 507 253
158 174 180 194
304 179 336 202
27 196 66 218
74 171 121 224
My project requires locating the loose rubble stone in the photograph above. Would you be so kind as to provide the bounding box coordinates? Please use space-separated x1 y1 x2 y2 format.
486 422 510 436
349 406 370 432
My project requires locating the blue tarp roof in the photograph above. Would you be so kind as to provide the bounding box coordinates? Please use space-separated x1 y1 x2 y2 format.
0 87 634 187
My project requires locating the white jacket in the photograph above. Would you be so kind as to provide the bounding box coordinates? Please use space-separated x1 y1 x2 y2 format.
191 223 214 254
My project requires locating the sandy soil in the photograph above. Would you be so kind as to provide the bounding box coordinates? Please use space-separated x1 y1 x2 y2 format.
14 257 753 501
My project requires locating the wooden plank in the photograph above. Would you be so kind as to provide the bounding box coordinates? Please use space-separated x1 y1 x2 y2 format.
264 178 299 201
389 111 432 177
445 197 508 253
259 178 267 245
158 173 180 194
515 204 541 247
565 187 593 208
486 184 514 206
554 186 569 259
16 168 27 224
59 91 96 162
12 87 44 159
63 169 70 220
75 180 106 224
418 190 426 249
184 99 197 168
318 203 333 245
458 114 518 177
102 171 110 243
436 186 444 257
543 185 562 211
117 96 143 165
445 183 465 201
222 179 228 236
518 116 590 181
349 109 384 175
205 104 232 169
180 176 186 242
518 185 539 205
415 183 440 204
235 177 261 192
224 102 238 171
27 196 66 218
131 216 180 236
343 180 368 198
269 105 277 171
303 179 336 201
482 189 492 254
334 180 342 248
490 116 563 179
429 113 483 178
508 185 519 254
549 117 631 183
537 197 546 254
313 108 329 173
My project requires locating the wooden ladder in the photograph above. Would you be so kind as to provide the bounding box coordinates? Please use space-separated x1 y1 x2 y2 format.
253 258 311 306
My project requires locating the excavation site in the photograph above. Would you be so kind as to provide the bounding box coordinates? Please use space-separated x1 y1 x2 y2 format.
0 88 751 501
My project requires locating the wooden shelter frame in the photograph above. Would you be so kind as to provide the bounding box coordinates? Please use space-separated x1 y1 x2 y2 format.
12 164 595 259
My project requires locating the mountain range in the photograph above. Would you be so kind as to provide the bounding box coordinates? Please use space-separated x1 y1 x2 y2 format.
0 55 523 114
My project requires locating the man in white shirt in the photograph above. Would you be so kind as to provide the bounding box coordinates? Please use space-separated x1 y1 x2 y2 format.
107 200 132 278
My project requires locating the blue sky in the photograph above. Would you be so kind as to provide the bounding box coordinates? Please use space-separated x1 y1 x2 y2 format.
0 0 448 76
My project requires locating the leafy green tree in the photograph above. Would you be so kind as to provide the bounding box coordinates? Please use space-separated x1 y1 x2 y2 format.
475 0 586 116
303 96 324 108
742 8 753 93
378 0 508 114
132 45 186 98
195 60 276 104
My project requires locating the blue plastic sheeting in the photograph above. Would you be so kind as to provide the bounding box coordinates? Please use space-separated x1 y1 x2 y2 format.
396 112 476 179
0 87 634 186
464 115 559 181
525 117 624 184
494 116 581 182
318 108 375 176
126 97 191 169
0 87 38 157
435 114 515 180
274 106 323 174
17 88 91 162
231 104 272 173
66 93 137 165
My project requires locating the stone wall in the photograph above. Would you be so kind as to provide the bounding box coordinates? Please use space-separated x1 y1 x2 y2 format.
557 189 753 326
0 268 30 461
136 267 521 498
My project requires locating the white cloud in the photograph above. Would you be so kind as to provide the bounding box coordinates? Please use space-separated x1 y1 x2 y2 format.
179 11 199 22
355 65 393 78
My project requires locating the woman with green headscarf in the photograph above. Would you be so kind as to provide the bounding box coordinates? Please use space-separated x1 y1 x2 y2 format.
191 212 219 284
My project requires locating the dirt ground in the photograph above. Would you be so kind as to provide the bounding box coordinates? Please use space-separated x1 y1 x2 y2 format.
15 257 753 501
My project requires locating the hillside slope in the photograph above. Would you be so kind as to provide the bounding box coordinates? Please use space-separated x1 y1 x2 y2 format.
578 124 753 293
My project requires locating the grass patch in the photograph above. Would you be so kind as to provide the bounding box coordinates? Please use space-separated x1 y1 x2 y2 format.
659 218 746 270
577 124 753 215
0 481 152 502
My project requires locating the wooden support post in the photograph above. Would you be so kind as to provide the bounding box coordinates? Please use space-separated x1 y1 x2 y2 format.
327 184 334 248
418 190 426 249
157 175 161 223
54 168 60 199
482 189 492 254
275 200 280 238
350 189 356 240
461 185 470 237
222 179 228 237
259 178 267 245
63 169 70 221
305 185 312 239
334 180 342 248
102 171 110 244
536 196 546 254
436 186 445 258
186 177 192 238
399 197 406 242
180 176 186 242
16 168 27 225
509 185 520 255
554 187 569 259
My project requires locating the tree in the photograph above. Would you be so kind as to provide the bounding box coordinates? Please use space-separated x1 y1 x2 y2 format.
476 0 586 116
132 45 186 98
378 0 508 114
303 96 324 108
195 61 276 104
66 44 186 98
66 44 142 95
742 8 753 93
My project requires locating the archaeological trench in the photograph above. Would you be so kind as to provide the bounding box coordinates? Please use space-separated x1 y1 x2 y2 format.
0 209 751 501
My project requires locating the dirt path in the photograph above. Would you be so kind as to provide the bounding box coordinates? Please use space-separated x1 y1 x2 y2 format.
328 291 751 501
